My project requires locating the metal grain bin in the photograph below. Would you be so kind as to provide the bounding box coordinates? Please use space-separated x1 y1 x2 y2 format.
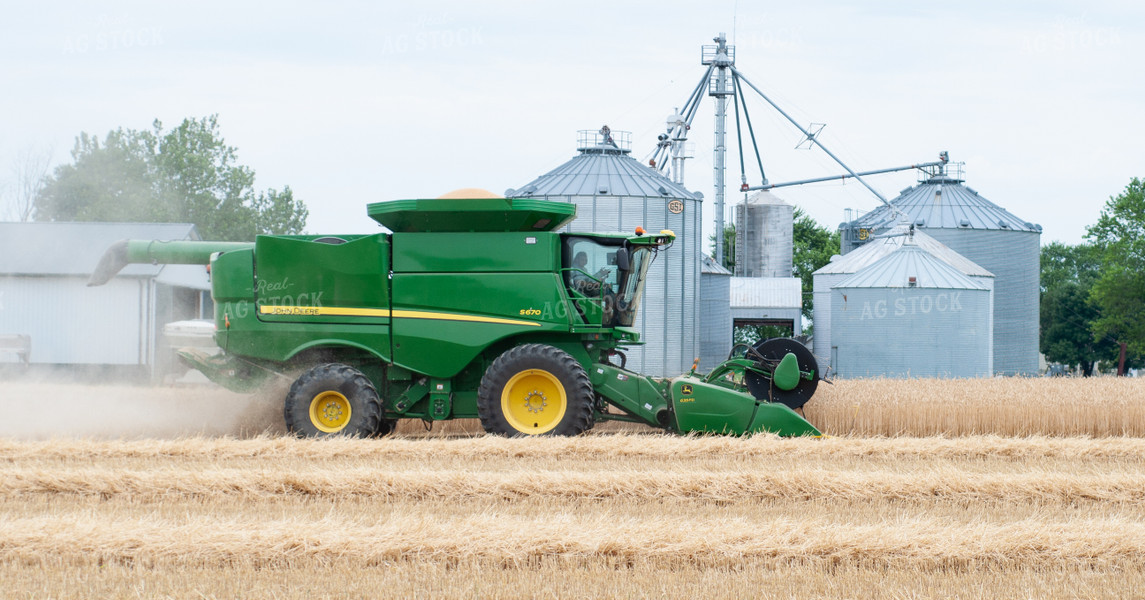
839 174 1039 375
813 225 994 374
699 254 732 371
734 190 793 277
830 243 993 378
507 129 703 376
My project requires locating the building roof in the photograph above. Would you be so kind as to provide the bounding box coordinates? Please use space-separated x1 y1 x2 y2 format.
834 244 988 290
729 277 802 309
701 253 732 275
743 189 790 206
507 144 700 200
815 225 994 277
0 222 204 281
845 175 1040 233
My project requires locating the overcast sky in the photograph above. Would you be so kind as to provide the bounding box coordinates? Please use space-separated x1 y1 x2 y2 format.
2 1 1140 247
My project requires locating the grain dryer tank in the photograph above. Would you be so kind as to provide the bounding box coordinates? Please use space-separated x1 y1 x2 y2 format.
829 242 994 378
839 173 1040 375
813 225 995 375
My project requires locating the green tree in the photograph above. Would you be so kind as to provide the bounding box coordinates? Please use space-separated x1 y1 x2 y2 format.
733 323 792 346
1086 178 1145 361
1039 242 1104 376
708 223 736 271
35 115 307 241
792 207 840 321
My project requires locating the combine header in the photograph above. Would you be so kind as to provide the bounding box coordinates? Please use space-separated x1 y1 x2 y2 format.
91 197 821 437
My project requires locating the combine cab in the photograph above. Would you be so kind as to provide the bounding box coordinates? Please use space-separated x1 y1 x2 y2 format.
91 197 820 437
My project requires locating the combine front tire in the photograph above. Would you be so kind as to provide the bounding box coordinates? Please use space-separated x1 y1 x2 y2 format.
284 363 382 437
478 344 594 436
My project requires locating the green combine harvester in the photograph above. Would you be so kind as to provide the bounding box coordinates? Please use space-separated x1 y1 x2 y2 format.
90 197 821 437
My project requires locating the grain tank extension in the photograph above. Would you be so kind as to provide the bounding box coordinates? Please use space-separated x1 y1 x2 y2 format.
90 197 820 437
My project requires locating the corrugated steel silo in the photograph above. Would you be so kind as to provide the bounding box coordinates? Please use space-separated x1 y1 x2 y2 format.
699 254 732 371
813 225 994 373
734 190 793 277
839 173 1039 375
507 129 703 377
831 243 993 378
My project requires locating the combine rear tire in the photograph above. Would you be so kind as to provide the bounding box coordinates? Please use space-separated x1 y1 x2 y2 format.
284 363 382 437
478 344 594 436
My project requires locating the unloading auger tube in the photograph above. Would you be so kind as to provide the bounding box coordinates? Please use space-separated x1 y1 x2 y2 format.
88 239 254 286
87 196 821 438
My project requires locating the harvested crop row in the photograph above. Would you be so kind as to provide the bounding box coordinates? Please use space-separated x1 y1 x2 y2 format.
2 560 1139 600
3 512 1143 570
5 433 1145 462
4 466 1145 504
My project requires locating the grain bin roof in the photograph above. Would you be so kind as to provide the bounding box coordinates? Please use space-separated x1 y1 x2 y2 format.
815 225 993 277
834 244 988 290
847 175 1040 232
701 253 732 275
507 144 699 199
744 190 789 205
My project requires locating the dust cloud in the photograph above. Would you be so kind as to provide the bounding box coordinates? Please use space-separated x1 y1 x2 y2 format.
0 379 287 440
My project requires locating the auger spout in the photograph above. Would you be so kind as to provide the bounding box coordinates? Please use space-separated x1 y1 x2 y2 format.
88 239 254 286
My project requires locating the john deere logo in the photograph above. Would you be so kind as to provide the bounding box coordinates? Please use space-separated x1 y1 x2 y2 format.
681 384 693 395
668 200 684 214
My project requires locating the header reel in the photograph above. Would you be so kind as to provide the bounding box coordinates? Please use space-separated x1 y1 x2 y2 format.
701 338 820 411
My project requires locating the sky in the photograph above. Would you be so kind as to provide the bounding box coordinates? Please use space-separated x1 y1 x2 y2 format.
1 1 1141 248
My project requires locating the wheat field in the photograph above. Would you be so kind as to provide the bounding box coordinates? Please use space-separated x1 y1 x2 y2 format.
806 376 1145 437
1 378 1144 598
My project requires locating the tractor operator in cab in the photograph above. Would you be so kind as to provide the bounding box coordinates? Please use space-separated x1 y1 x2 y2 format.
570 251 610 296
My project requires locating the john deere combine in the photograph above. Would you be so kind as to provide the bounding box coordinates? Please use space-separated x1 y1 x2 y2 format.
90 197 820 437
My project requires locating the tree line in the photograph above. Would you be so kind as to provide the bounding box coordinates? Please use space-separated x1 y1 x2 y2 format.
1041 178 1144 375
8 115 307 241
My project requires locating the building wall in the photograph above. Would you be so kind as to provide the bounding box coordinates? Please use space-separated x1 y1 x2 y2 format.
830 286 992 378
0 275 150 365
815 272 994 375
811 272 847 372
729 307 802 332
699 273 731 371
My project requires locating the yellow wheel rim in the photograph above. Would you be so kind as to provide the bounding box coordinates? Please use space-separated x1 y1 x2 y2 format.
309 390 352 433
501 369 567 435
